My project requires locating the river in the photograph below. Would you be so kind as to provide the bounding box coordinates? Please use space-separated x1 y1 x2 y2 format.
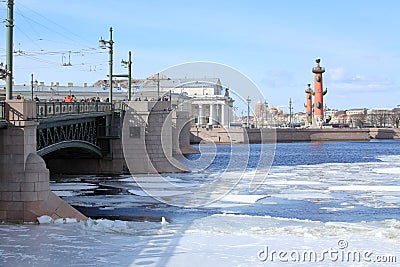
1 140 400 266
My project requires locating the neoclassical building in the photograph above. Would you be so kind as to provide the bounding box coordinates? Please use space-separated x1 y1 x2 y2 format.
139 75 235 127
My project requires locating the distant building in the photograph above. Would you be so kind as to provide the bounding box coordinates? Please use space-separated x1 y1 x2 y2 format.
325 108 400 128
254 101 269 127
294 111 307 126
138 75 235 127
12 82 130 102
347 108 367 128
367 108 393 128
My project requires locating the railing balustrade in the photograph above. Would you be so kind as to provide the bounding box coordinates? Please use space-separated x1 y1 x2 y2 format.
36 102 113 118
0 101 4 120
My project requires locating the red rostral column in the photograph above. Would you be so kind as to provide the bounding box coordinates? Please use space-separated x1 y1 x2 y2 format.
304 83 313 124
312 59 327 124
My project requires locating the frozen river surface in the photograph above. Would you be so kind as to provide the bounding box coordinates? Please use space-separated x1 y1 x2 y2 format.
1 141 400 266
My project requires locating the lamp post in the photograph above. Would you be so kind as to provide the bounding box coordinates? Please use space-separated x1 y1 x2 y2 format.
246 96 251 128
30 75 38 100
264 101 268 127
5 0 14 100
157 73 160 98
99 27 114 103
289 98 293 128
121 51 132 101
146 73 170 99
261 102 265 129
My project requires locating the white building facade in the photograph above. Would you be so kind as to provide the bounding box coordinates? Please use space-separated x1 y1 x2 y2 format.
139 76 235 128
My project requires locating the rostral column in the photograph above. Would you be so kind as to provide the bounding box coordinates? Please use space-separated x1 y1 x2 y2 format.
312 59 327 127
304 83 313 126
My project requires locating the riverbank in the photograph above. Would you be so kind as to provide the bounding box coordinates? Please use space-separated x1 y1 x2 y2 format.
190 127 400 144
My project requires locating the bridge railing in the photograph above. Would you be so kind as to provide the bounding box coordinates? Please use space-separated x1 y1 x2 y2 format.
0 101 4 120
36 102 113 118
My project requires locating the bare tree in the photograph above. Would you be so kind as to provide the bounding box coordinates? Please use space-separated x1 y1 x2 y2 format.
334 110 347 127
391 108 400 128
378 111 388 127
368 113 378 127
349 114 366 128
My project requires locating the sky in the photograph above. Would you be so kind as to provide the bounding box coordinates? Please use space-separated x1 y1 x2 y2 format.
1 0 400 111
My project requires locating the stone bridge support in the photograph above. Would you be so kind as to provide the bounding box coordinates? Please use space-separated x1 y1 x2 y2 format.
172 110 200 155
122 101 190 173
0 100 86 222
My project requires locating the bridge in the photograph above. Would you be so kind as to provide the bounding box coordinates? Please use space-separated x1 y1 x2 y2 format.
0 100 119 223
2 101 117 159
0 99 192 222
35 102 115 159
0 0 193 223
0 101 5 129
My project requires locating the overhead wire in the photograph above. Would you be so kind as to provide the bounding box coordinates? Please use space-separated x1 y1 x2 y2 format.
14 6 44 50
11 3 107 68
1 2 114 83
14 26 44 51
17 2 96 49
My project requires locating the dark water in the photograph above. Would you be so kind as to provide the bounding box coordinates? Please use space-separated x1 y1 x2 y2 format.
187 140 400 168
68 140 400 223
273 140 400 166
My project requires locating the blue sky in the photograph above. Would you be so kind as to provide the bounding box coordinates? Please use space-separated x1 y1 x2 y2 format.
1 0 400 111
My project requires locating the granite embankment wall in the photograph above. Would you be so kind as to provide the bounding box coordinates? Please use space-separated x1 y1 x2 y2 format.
0 100 86 222
369 128 400 139
190 127 400 144
273 128 370 142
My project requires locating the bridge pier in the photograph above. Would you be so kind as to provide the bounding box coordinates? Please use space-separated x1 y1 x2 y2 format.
122 101 190 173
0 100 86 222
172 110 200 155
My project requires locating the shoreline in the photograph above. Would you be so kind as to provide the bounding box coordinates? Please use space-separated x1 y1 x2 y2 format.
190 127 400 144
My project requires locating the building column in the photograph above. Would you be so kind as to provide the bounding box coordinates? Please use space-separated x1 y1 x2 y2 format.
216 104 220 125
227 102 232 128
198 104 203 126
221 103 226 126
208 104 214 126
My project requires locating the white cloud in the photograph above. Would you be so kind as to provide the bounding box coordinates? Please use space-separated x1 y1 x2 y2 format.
325 67 393 93
260 69 297 89
326 67 348 81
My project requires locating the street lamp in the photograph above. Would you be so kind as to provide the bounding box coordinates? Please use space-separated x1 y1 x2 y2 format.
289 98 293 128
146 73 170 98
0 63 9 80
30 74 38 100
5 0 14 100
157 73 160 98
246 96 251 128
121 51 132 101
264 101 268 127
99 27 114 103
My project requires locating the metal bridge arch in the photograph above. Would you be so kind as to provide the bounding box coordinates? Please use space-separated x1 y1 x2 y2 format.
37 119 99 150
37 140 103 158
35 102 117 158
